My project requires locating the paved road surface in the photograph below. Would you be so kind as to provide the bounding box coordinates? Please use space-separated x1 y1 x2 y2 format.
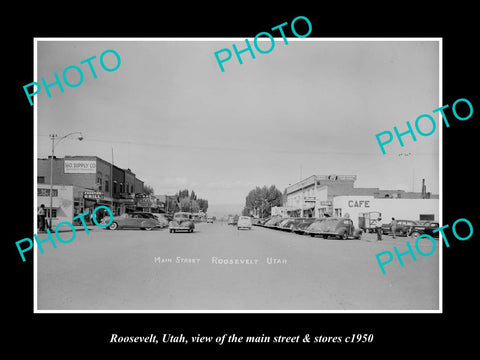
37 222 439 311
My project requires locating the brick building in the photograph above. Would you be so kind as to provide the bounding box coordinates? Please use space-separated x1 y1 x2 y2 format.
37 155 145 221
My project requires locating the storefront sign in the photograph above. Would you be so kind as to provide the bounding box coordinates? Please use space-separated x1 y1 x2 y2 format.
84 191 104 200
348 200 370 208
137 198 155 207
304 196 316 202
65 160 96 173
320 201 332 206
37 188 58 197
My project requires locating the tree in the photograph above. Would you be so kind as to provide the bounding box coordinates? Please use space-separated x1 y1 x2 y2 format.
143 184 154 195
179 198 192 212
190 190 197 200
243 185 283 217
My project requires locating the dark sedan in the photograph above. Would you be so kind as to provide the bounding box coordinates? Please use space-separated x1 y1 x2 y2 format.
291 218 319 234
408 221 440 238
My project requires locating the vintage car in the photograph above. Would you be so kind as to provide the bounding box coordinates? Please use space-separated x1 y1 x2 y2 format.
227 216 238 225
277 217 306 231
251 217 264 226
143 212 169 228
263 216 284 228
106 212 162 231
291 218 318 234
169 212 195 233
305 217 362 240
408 221 440 238
206 217 214 223
382 219 420 236
237 216 252 230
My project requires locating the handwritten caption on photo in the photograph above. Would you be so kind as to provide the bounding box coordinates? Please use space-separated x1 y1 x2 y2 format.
15 205 113 262
109 333 374 345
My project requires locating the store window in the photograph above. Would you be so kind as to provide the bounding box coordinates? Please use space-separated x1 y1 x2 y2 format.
37 176 45 183
45 208 57 218
420 214 435 221
104 175 110 193
113 181 117 193
96 172 103 191
334 208 342 217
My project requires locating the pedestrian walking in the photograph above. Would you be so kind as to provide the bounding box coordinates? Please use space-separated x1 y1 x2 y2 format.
391 217 397 239
38 204 46 231
376 217 383 241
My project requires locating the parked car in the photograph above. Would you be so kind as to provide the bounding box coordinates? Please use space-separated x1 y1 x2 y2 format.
277 217 305 231
251 217 266 226
296 218 325 235
227 216 237 225
206 217 214 223
169 212 195 233
305 217 362 240
276 217 294 230
237 216 252 230
146 213 169 228
408 221 440 238
264 216 284 228
257 217 271 226
382 219 420 236
106 212 162 231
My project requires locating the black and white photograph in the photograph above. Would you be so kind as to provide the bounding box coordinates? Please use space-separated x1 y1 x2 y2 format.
7 6 478 355
34 39 440 311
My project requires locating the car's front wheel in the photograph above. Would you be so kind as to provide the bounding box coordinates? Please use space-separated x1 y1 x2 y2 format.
109 222 118 230
144 227 152 231
411 231 421 239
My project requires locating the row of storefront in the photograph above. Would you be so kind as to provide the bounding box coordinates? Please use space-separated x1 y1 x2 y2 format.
271 174 439 228
37 155 163 228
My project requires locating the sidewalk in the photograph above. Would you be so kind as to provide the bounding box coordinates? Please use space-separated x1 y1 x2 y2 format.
37 225 101 233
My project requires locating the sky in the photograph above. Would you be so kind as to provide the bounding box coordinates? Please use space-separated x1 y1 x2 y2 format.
36 39 440 216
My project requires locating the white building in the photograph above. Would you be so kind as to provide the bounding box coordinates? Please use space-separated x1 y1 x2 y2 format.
284 174 438 221
332 195 439 228
37 183 95 228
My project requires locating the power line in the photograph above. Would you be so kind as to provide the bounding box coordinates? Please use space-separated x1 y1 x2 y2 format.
37 134 439 157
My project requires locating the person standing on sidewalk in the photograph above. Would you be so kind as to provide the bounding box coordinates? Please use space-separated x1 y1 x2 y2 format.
38 204 46 231
376 217 383 241
391 217 397 239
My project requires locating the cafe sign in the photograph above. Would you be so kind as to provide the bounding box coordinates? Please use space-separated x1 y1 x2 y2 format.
84 191 104 200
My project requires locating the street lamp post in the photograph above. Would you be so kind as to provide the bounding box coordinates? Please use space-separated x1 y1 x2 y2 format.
48 132 83 230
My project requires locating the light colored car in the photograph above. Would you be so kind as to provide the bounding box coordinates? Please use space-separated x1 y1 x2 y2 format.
237 216 252 230
169 212 195 233
206 217 214 223
107 212 161 231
